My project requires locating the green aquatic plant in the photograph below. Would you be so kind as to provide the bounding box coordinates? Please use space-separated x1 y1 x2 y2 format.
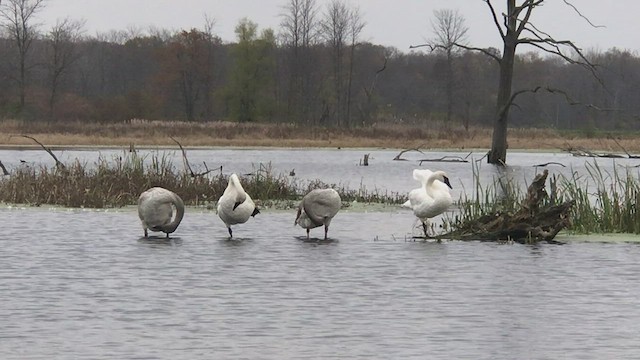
446 159 640 235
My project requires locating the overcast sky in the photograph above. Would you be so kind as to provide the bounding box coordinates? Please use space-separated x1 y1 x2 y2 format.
39 0 638 53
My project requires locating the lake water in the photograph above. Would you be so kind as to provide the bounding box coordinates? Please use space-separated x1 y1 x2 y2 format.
1 148 640 359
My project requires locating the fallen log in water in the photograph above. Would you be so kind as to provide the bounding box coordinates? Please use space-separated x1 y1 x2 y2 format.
443 169 574 244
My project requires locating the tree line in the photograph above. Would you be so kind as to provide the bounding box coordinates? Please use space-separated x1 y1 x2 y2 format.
0 0 638 133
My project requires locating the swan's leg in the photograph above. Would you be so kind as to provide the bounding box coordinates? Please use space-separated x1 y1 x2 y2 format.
422 220 430 238
324 224 329 240
144 228 148 238
228 227 233 238
165 232 169 239
306 228 310 240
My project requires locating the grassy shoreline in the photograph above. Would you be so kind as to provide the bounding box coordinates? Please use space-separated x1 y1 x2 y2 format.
1 119 640 152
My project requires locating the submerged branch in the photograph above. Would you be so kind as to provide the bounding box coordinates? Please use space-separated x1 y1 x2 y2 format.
13 135 65 170
393 147 425 161
170 136 220 178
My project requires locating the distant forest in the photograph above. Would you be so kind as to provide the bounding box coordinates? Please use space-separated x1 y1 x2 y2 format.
0 0 639 131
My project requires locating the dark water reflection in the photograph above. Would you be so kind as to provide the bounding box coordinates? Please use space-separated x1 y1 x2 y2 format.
2 206 640 359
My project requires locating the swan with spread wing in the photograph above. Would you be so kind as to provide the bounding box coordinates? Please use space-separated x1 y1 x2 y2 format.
403 169 453 236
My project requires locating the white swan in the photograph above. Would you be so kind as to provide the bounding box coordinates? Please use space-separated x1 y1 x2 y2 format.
295 188 341 240
137 187 185 238
217 173 259 238
403 169 453 235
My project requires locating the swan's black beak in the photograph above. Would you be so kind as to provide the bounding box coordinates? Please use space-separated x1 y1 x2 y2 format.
233 201 241 210
443 176 453 189
251 208 260 217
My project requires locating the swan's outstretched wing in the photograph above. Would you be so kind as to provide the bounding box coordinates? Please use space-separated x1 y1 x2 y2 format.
302 189 341 226
412 169 433 184
413 168 451 192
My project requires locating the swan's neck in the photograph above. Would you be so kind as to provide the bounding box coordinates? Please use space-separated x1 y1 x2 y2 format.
425 178 446 199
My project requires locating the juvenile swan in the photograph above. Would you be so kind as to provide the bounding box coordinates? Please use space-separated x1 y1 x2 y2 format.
295 188 341 240
137 187 185 238
217 173 259 238
404 169 453 235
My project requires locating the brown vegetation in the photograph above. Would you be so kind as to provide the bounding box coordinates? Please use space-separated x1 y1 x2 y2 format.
444 170 574 243
1 120 640 152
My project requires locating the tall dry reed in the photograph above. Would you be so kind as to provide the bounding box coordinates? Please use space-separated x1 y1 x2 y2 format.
0 152 402 208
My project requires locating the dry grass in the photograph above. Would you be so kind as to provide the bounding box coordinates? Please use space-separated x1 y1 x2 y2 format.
0 152 404 208
1 119 639 152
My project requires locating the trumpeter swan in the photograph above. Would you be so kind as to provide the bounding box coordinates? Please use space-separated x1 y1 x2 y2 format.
217 173 259 238
403 169 453 236
137 187 185 238
295 188 341 240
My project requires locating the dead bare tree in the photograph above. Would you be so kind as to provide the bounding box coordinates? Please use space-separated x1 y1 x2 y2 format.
44 17 85 121
0 0 46 113
412 9 468 125
280 0 320 124
414 1 601 166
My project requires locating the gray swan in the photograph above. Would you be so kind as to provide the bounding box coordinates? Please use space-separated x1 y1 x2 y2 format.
217 173 260 238
137 187 185 238
295 188 341 240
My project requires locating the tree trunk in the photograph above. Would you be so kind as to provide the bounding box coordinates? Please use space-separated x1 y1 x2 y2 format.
488 2 518 166
445 48 453 125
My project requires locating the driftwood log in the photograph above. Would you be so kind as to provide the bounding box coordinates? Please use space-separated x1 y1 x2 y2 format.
443 169 574 244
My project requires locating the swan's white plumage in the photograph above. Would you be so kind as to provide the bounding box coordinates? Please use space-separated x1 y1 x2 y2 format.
295 188 341 240
402 169 450 208
217 173 259 237
403 169 453 232
137 187 185 238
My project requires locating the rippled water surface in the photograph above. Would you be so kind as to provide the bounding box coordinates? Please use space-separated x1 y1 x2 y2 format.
2 206 640 360
2 149 640 359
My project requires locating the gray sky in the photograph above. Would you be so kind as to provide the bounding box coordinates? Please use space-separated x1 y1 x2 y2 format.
40 0 638 53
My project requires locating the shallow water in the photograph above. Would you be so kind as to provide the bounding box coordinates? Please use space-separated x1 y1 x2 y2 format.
2 206 640 360
2 148 640 359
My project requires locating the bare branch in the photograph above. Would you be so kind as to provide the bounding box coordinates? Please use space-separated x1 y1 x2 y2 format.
410 42 502 63
12 135 65 170
170 136 219 178
0 160 9 175
518 36 603 86
409 43 441 51
562 0 605 28
393 147 424 161
483 0 505 39
506 86 617 113
515 0 544 36
418 153 471 165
